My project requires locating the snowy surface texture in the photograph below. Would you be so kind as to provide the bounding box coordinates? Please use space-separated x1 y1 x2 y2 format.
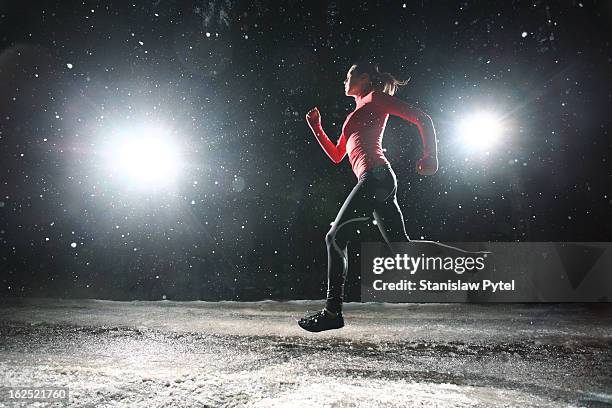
0 299 611 407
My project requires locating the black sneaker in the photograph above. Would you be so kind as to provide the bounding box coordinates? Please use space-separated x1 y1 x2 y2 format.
297 309 344 332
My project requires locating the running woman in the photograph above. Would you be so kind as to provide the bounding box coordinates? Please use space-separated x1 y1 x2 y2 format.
298 62 439 332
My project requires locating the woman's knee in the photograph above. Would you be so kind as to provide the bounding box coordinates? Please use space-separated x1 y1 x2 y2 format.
325 228 337 246
327 225 353 250
326 226 348 247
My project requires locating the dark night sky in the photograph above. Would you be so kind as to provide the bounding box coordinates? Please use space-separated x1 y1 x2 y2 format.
0 0 611 300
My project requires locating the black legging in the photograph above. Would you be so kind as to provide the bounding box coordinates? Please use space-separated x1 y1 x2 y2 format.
325 164 409 313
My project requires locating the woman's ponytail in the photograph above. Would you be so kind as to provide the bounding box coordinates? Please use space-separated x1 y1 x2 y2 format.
378 71 410 96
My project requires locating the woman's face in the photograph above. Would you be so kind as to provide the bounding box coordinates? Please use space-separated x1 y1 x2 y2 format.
344 66 368 97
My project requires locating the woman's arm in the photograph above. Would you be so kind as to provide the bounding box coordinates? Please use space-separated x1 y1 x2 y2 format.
310 125 347 164
373 92 438 158
306 107 347 164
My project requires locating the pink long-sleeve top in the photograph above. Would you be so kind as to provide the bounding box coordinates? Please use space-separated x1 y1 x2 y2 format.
309 90 436 180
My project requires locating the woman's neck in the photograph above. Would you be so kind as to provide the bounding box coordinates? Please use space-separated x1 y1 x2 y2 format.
354 88 373 108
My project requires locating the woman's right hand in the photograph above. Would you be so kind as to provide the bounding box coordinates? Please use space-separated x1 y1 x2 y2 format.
305 107 321 127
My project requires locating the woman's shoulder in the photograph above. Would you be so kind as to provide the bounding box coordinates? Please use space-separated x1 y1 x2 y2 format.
370 90 401 107
371 90 397 102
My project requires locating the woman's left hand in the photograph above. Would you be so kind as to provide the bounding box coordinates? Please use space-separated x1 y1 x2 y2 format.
416 155 438 176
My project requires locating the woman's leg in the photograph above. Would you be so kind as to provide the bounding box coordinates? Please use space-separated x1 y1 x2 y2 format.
300 167 407 332
373 189 411 253
325 178 376 314
372 168 412 254
373 177 489 256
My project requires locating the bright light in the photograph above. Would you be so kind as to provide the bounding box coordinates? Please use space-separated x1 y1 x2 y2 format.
104 125 182 189
458 111 504 151
117 138 179 182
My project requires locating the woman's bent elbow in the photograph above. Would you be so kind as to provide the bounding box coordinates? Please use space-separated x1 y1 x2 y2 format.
333 151 346 164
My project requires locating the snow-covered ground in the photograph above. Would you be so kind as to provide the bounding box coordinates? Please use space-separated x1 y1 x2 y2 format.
0 298 610 407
